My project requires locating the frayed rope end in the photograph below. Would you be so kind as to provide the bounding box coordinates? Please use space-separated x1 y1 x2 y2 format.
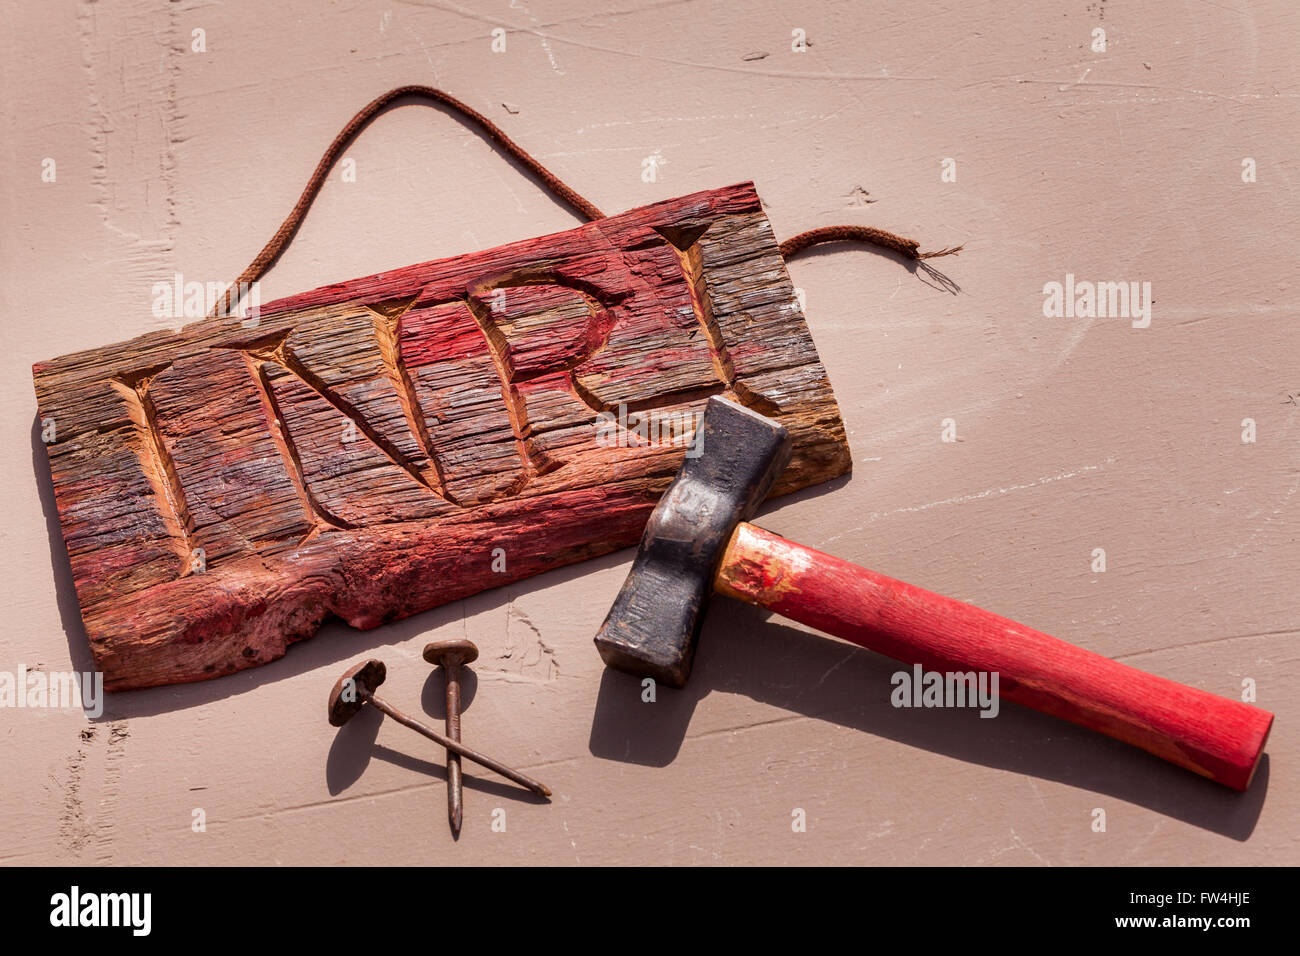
915 244 963 260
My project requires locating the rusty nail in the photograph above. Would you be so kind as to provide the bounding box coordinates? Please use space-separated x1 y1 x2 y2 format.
328 659 550 801
422 639 479 837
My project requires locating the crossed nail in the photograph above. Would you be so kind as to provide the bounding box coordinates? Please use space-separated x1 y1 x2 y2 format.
328 643 550 836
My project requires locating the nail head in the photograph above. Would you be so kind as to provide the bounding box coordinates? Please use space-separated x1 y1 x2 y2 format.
423 638 479 668
328 658 387 726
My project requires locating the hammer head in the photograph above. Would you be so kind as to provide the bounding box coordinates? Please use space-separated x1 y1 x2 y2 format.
594 395 792 688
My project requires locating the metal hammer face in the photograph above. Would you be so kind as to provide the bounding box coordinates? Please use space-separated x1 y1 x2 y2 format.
593 396 792 687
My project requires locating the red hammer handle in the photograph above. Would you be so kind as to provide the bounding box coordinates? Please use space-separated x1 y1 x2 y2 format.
715 523 1273 790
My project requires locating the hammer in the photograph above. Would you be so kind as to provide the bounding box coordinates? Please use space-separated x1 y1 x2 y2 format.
594 396 1274 790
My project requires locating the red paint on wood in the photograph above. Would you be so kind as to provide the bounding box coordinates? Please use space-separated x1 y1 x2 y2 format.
34 183 851 691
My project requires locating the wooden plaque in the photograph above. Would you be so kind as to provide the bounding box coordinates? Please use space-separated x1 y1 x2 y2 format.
34 182 850 691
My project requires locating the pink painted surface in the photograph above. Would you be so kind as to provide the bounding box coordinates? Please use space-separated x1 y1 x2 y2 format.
1 0 1296 864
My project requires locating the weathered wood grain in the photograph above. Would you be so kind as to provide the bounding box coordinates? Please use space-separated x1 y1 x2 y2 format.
33 182 850 691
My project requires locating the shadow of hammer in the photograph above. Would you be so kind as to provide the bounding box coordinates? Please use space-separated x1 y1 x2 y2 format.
594 396 1274 791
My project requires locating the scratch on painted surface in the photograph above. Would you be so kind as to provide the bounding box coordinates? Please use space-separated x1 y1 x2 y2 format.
427 0 936 81
823 460 1116 545
58 726 94 856
92 720 129 864
492 601 560 680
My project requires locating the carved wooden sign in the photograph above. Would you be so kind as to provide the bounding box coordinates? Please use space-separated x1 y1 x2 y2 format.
34 182 850 691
